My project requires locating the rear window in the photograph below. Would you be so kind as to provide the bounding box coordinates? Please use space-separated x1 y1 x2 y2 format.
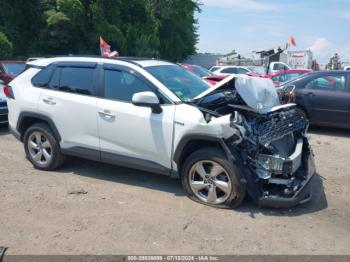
2 63 25 75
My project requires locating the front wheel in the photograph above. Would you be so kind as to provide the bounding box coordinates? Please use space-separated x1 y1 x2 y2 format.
181 147 245 209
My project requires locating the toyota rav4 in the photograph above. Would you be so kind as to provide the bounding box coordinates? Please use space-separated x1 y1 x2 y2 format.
5 56 316 208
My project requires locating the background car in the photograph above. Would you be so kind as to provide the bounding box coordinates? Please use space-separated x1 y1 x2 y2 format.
0 61 26 84
212 66 260 77
208 65 223 72
278 70 350 129
264 69 313 86
180 64 225 85
0 80 8 124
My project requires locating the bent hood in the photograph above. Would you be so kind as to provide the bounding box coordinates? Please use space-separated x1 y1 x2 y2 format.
194 75 281 113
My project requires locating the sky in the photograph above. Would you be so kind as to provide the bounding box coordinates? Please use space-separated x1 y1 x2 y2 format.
196 0 350 65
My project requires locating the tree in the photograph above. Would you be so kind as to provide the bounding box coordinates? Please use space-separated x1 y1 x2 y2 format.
153 0 200 61
0 0 200 60
0 31 12 59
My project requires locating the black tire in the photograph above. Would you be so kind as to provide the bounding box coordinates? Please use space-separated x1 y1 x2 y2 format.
23 123 65 170
181 147 246 209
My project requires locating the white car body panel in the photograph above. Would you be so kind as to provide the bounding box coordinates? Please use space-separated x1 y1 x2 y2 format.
6 68 43 129
97 98 176 169
37 89 100 151
172 104 233 152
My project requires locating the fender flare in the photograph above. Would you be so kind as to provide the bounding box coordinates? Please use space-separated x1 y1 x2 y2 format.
17 112 61 141
173 134 234 166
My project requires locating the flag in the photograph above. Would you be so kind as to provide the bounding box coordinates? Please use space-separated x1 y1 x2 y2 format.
99 36 119 57
289 36 296 46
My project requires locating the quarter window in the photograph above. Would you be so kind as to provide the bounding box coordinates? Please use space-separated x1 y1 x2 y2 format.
104 69 151 102
306 75 346 91
31 64 56 87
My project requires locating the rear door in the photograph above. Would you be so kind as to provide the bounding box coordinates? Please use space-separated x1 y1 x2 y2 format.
37 62 100 156
301 73 350 125
96 64 175 172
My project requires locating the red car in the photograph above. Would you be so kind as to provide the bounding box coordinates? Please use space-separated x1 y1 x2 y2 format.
264 69 313 86
0 61 26 84
180 64 226 85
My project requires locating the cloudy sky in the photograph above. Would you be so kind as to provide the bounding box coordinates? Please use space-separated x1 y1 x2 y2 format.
197 0 350 65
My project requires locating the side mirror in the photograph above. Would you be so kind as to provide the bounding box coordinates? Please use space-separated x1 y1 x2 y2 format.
132 91 162 114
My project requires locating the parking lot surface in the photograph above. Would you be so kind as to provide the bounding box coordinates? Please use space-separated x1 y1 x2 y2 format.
0 125 349 254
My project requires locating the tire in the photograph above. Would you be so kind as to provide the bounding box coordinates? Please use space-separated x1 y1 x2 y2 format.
181 147 246 209
23 123 65 170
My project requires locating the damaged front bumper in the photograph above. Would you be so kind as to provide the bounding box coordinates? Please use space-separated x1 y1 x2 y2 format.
227 137 316 209
258 149 316 208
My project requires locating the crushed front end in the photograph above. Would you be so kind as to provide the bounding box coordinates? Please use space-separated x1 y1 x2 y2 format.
227 106 316 208
194 76 316 208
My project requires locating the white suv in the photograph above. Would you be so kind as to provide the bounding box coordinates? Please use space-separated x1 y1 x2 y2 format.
6 56 316 208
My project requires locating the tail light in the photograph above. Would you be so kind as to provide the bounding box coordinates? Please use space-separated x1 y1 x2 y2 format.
3 85 15 99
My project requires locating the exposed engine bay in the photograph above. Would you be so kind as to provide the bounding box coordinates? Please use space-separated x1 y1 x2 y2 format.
193 76 316 207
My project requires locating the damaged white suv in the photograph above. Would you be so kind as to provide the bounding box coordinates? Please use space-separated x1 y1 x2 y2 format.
6 56 316 208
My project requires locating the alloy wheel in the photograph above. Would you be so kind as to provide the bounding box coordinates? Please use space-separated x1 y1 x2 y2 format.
189 160 232 204
27 131 53 166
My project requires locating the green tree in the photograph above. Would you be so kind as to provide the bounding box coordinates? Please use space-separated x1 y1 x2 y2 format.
153 0 200 61
0 31 13 59
0 0 200 60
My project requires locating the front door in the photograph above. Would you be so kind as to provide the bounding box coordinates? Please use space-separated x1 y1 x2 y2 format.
302 74 350 125
97 65 175 173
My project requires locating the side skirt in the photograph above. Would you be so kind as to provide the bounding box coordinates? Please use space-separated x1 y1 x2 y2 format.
61 146 173 177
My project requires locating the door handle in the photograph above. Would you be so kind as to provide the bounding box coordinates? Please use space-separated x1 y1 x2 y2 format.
42 97 56 105
306 92 315 97
98 110 115 119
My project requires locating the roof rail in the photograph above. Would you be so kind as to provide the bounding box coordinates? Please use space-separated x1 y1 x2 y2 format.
52 54 162 67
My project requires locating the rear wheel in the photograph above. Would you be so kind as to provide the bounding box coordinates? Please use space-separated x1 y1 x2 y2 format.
181 147 245 208
23 123 65 170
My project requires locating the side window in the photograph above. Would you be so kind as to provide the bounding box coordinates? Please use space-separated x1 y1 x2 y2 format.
59 67 94 95
271 74 284 82
48 68 60 89
31 64 56 87
284 73 301 82
236 68 249 74
273 63 287 71
306 75 346 91
104 69 152 102
221 67 237 74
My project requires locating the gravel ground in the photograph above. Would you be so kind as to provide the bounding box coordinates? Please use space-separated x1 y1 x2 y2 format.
0 125 349 255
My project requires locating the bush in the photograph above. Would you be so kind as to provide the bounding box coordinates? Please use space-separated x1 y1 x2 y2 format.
0 32 13 59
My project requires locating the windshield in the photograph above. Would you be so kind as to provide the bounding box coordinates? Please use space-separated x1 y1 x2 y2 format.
145 65 211 101
192 65 213 77
3 63 25 75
